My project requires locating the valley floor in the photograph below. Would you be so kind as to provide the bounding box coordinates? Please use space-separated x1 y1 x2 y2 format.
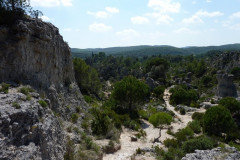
102 88 205 160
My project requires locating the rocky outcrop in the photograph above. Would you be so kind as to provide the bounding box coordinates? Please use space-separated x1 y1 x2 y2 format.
176 105 197 112
146 77 159 90
211 51 240 72
0 90 64 160
0 18 87 159
217 72 238 98
0 18 86 117
0 19 73 91
182 147 240 160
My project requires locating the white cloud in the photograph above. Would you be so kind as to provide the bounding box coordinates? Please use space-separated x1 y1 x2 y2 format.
105 7 119 13
87 11 109 18
182 10 224 24
230 12 240 19
31 0 72 7
131 16 149 24
206 0 212 3
89 23 112 32
146 12 173 24
40 15 51 21
61 0 72 6
174 28 200 34
148 0 181 13
147 0 180 24
87 7 119 19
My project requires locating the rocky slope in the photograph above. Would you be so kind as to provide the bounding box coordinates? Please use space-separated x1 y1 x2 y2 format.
0 19 87 159
182 147 240 160
0 87 64 159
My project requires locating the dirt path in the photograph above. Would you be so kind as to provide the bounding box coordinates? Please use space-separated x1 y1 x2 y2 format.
103 87 205 160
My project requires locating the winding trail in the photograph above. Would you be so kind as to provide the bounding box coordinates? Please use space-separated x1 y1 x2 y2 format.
102 87 205 160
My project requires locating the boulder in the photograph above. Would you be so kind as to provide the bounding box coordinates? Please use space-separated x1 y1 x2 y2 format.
200 102 218 109
146 77 159 90
176 105 197 112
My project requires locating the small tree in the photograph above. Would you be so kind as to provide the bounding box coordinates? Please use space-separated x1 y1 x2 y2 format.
203 105 236 136
149 112 172 138
30 9 43 19
219 97 240 115
111 76 150 114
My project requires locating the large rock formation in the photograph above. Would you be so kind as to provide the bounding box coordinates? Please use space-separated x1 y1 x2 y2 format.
216 72 238 98
0 19 87 159
0 18 86 116
0 19 73 91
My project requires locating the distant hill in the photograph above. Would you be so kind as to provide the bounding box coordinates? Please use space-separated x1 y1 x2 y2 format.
71 43 240 58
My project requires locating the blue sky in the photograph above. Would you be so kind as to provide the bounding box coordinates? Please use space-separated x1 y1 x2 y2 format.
31 0 240 48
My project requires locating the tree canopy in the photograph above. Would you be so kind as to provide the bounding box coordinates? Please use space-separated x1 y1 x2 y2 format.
203 105 236 136
111 76 150 114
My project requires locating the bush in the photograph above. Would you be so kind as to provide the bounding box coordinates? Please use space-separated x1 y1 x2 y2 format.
170 86 199 106
219 97 240 115
12 102 21 109
39 100 47 108
19 87 30 95
71 113 79 123
0 82 10 94
163 138 178 148
153 86 165 99
203 105 236 136
175 127 194 143
138 110 149 120
91 107 111 135
187 120 201 134
192 112 204 121
149 112 172 128
180 108 186 115
182 136 216 153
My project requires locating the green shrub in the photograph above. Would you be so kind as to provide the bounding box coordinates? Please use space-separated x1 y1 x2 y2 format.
180 108 186 115
170 86 199 106
149 112 172 128
203 105 236 136
91 107 111 135
163 138 178 148
71 113 79 123
192 112 204 121
138 110 149 120
219 97 240 115
187 120 201 134
84 95 94 104
182 136 216 153
153 86 165 99
39 100 48 108
0 82 10 94
175 127 194 143
19 87 33 95
136 148 143 154
12 102 21 109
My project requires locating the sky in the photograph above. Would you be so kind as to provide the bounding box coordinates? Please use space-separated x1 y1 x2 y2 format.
31 0 240 48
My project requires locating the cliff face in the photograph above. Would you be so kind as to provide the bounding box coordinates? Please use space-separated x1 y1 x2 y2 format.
0 19 74 90
0 19 87 159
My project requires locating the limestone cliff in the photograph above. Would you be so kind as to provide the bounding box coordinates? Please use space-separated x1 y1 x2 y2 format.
0 19 87 159
0 19 73 90
0 18 86 116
